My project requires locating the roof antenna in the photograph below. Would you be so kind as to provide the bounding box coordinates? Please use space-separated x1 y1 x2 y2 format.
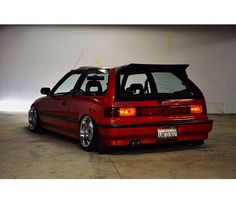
73 51 84 69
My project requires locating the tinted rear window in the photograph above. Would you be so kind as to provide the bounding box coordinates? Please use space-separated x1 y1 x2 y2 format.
116 68 203 101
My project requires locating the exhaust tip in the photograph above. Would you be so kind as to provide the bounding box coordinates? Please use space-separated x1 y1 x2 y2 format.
129 140 141 147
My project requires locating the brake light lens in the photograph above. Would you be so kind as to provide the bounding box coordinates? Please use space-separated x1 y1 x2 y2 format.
119 107 136 117
190 105 203 114
104 105 205 117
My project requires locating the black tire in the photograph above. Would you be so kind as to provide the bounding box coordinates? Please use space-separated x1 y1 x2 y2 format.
79 115 98 152
191 140 204 146
28 106 43 132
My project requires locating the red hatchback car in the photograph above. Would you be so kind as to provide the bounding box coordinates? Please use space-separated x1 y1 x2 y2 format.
29 63 213 153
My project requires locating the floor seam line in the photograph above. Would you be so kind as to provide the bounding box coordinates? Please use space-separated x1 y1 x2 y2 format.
108 154 122 179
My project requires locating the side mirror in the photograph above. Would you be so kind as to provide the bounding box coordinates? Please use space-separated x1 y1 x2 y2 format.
40 87 51 95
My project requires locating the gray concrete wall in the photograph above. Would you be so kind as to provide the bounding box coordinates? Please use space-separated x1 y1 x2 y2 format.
0 26 235 113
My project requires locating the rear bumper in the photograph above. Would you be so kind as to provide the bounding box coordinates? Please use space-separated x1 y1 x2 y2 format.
97 119 213 146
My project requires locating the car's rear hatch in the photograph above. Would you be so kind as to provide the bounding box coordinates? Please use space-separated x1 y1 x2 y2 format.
110 63 209 123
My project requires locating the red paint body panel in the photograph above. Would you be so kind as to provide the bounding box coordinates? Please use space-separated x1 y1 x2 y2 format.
32 65 213 148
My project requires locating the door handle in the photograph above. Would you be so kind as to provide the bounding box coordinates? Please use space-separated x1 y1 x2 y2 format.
62 100 67 105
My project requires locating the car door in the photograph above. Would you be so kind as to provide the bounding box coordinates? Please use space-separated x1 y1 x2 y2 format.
40 72 82 134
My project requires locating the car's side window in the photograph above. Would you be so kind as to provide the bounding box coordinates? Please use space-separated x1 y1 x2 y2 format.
53 73 81 95
77 70 109 96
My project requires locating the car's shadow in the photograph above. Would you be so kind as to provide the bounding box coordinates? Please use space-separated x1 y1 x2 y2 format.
109 142 206 155
22 126 81 146
23 126 206 155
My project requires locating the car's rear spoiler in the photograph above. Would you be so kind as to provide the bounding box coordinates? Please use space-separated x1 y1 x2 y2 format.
117 63 189 77
122 63 189 70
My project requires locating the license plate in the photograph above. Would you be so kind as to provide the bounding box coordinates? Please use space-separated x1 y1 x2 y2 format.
157 127 177 139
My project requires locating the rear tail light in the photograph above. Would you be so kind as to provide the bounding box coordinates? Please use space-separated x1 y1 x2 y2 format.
119 107 136 117
104 107 136 117
104 105 206 117
190 105 203 114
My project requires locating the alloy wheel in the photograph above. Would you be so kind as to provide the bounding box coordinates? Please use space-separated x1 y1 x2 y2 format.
29 106 37 130
79 116 94 147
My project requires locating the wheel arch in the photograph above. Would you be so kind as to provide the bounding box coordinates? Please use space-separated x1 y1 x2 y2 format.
79 114 97 128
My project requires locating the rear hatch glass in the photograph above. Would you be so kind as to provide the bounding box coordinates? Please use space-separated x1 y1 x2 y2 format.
115 64 203 101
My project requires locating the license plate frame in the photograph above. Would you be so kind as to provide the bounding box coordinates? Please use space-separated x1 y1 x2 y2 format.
157 126 178 139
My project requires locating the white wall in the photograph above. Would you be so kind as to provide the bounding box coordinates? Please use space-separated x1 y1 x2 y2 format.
0 26 235 113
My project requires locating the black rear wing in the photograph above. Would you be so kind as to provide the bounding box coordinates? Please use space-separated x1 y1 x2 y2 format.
117 63 189 77
119 63 189 71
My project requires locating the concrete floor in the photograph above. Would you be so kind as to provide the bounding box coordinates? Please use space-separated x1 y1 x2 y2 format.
0 112 235 179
